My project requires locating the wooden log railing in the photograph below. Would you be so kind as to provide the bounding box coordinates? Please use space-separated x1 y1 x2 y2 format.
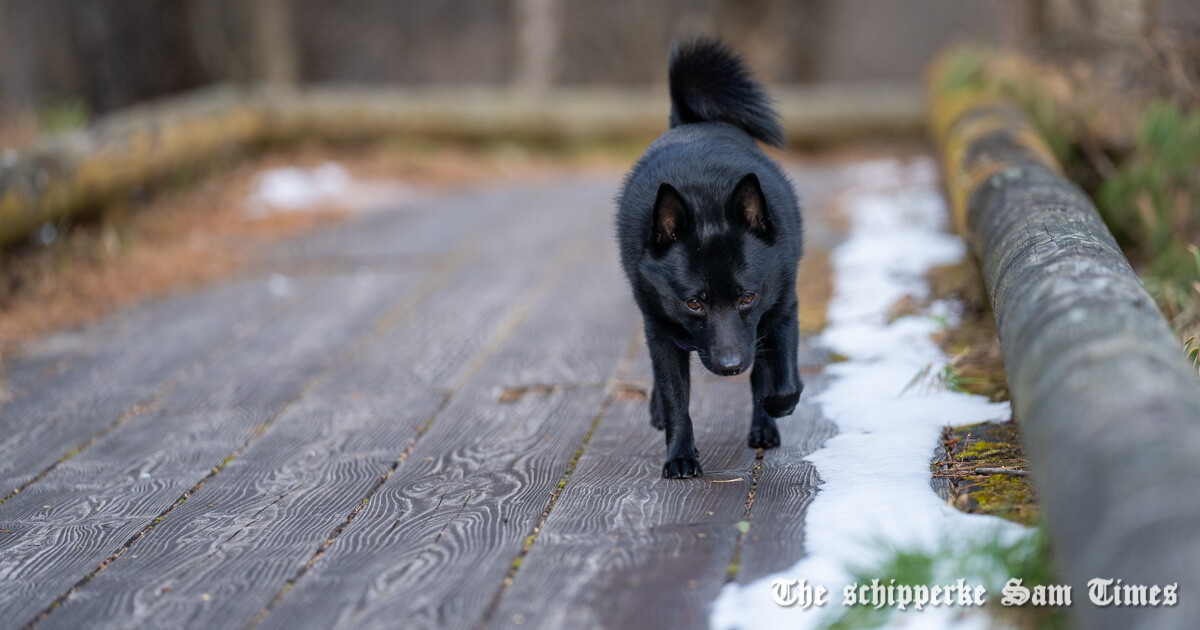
0 82 924 248
929 55 1200 630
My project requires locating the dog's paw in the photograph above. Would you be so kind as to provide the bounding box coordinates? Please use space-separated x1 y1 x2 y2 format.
762 389 800 418
748 425 781 449
662 457 702 479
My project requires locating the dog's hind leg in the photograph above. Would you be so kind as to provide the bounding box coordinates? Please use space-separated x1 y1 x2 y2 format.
646 329 701 478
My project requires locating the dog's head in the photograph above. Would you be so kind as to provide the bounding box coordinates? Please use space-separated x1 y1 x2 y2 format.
638 172 780 376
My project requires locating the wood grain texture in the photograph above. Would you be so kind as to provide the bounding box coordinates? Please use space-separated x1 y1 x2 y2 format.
733 373 836 584
258 254 640 630
29 177 624 629
45 230 568 629
0 160 863 630
0 273 419 626
160 273 423 410
44 391 447 630
0 277 302 497
487 374 760 630
0 176 543 500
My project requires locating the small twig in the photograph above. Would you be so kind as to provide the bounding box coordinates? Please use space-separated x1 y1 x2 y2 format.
974 467 1029 477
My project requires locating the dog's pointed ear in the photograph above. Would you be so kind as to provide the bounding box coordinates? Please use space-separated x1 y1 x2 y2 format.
650 183 690 254
728 173 773 242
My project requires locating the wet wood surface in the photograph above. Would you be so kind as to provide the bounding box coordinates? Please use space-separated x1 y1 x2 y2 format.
0 164 846 630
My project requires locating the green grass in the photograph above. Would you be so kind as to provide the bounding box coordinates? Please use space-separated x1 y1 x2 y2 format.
824 527 1064 630
1097 103 1200 274
904 360 992 395
1185 335 1200 378
1095 103 1200 371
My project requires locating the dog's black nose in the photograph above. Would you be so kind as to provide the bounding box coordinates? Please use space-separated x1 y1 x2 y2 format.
714 353 745 375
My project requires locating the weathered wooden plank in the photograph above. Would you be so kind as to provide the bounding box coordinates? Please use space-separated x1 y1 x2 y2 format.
0 272 419 626
267 385 615 630
314 180 623 396
0 277 303 497
35 177 623 629
0 405 284 624
487 374 759 630
257 253 640 630
44 254 553 629
0 178 570 501
157 274 418 410
42 392 447 630
268 178 619 266
268 187 520 263
732 371 836 584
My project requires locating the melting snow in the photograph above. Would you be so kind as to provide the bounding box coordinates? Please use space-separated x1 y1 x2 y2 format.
712 157 1029 629
244 162 420 218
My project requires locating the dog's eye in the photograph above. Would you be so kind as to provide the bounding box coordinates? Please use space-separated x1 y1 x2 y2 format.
739 292 757 307
685 298 703 312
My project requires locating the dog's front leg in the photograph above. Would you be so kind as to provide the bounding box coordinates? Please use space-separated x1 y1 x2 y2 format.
748 308 802 448
749 361 782 448
646 329 700 478
762 301 803 418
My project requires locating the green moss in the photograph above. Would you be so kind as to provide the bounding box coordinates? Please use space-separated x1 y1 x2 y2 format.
937 47 989 95
975 476 1033 510
962 440 1020 461
938 422 1038 526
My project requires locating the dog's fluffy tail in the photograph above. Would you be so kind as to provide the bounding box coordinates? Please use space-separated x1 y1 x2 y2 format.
668 37 785 148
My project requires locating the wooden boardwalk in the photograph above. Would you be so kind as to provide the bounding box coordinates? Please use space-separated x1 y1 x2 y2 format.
0 162 849 629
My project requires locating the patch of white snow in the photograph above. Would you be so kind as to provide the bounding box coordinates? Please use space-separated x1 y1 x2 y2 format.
244 162 420 218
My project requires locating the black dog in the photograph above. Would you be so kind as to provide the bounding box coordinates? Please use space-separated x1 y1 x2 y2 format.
616 38 803 479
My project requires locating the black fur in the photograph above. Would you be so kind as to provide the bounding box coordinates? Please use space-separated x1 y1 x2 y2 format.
616 37 804 479
668 38 786 148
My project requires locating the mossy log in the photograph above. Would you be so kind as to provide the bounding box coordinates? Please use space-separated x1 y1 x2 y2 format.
930 55 1200 630
0 82 923 248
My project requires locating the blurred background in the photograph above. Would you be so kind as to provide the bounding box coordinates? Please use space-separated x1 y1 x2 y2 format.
0 0 1009 113
0 0 1180 114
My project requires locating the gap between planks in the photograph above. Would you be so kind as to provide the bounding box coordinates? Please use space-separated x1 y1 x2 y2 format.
476 329 644 629
725 448 766 582
0 287 309 508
